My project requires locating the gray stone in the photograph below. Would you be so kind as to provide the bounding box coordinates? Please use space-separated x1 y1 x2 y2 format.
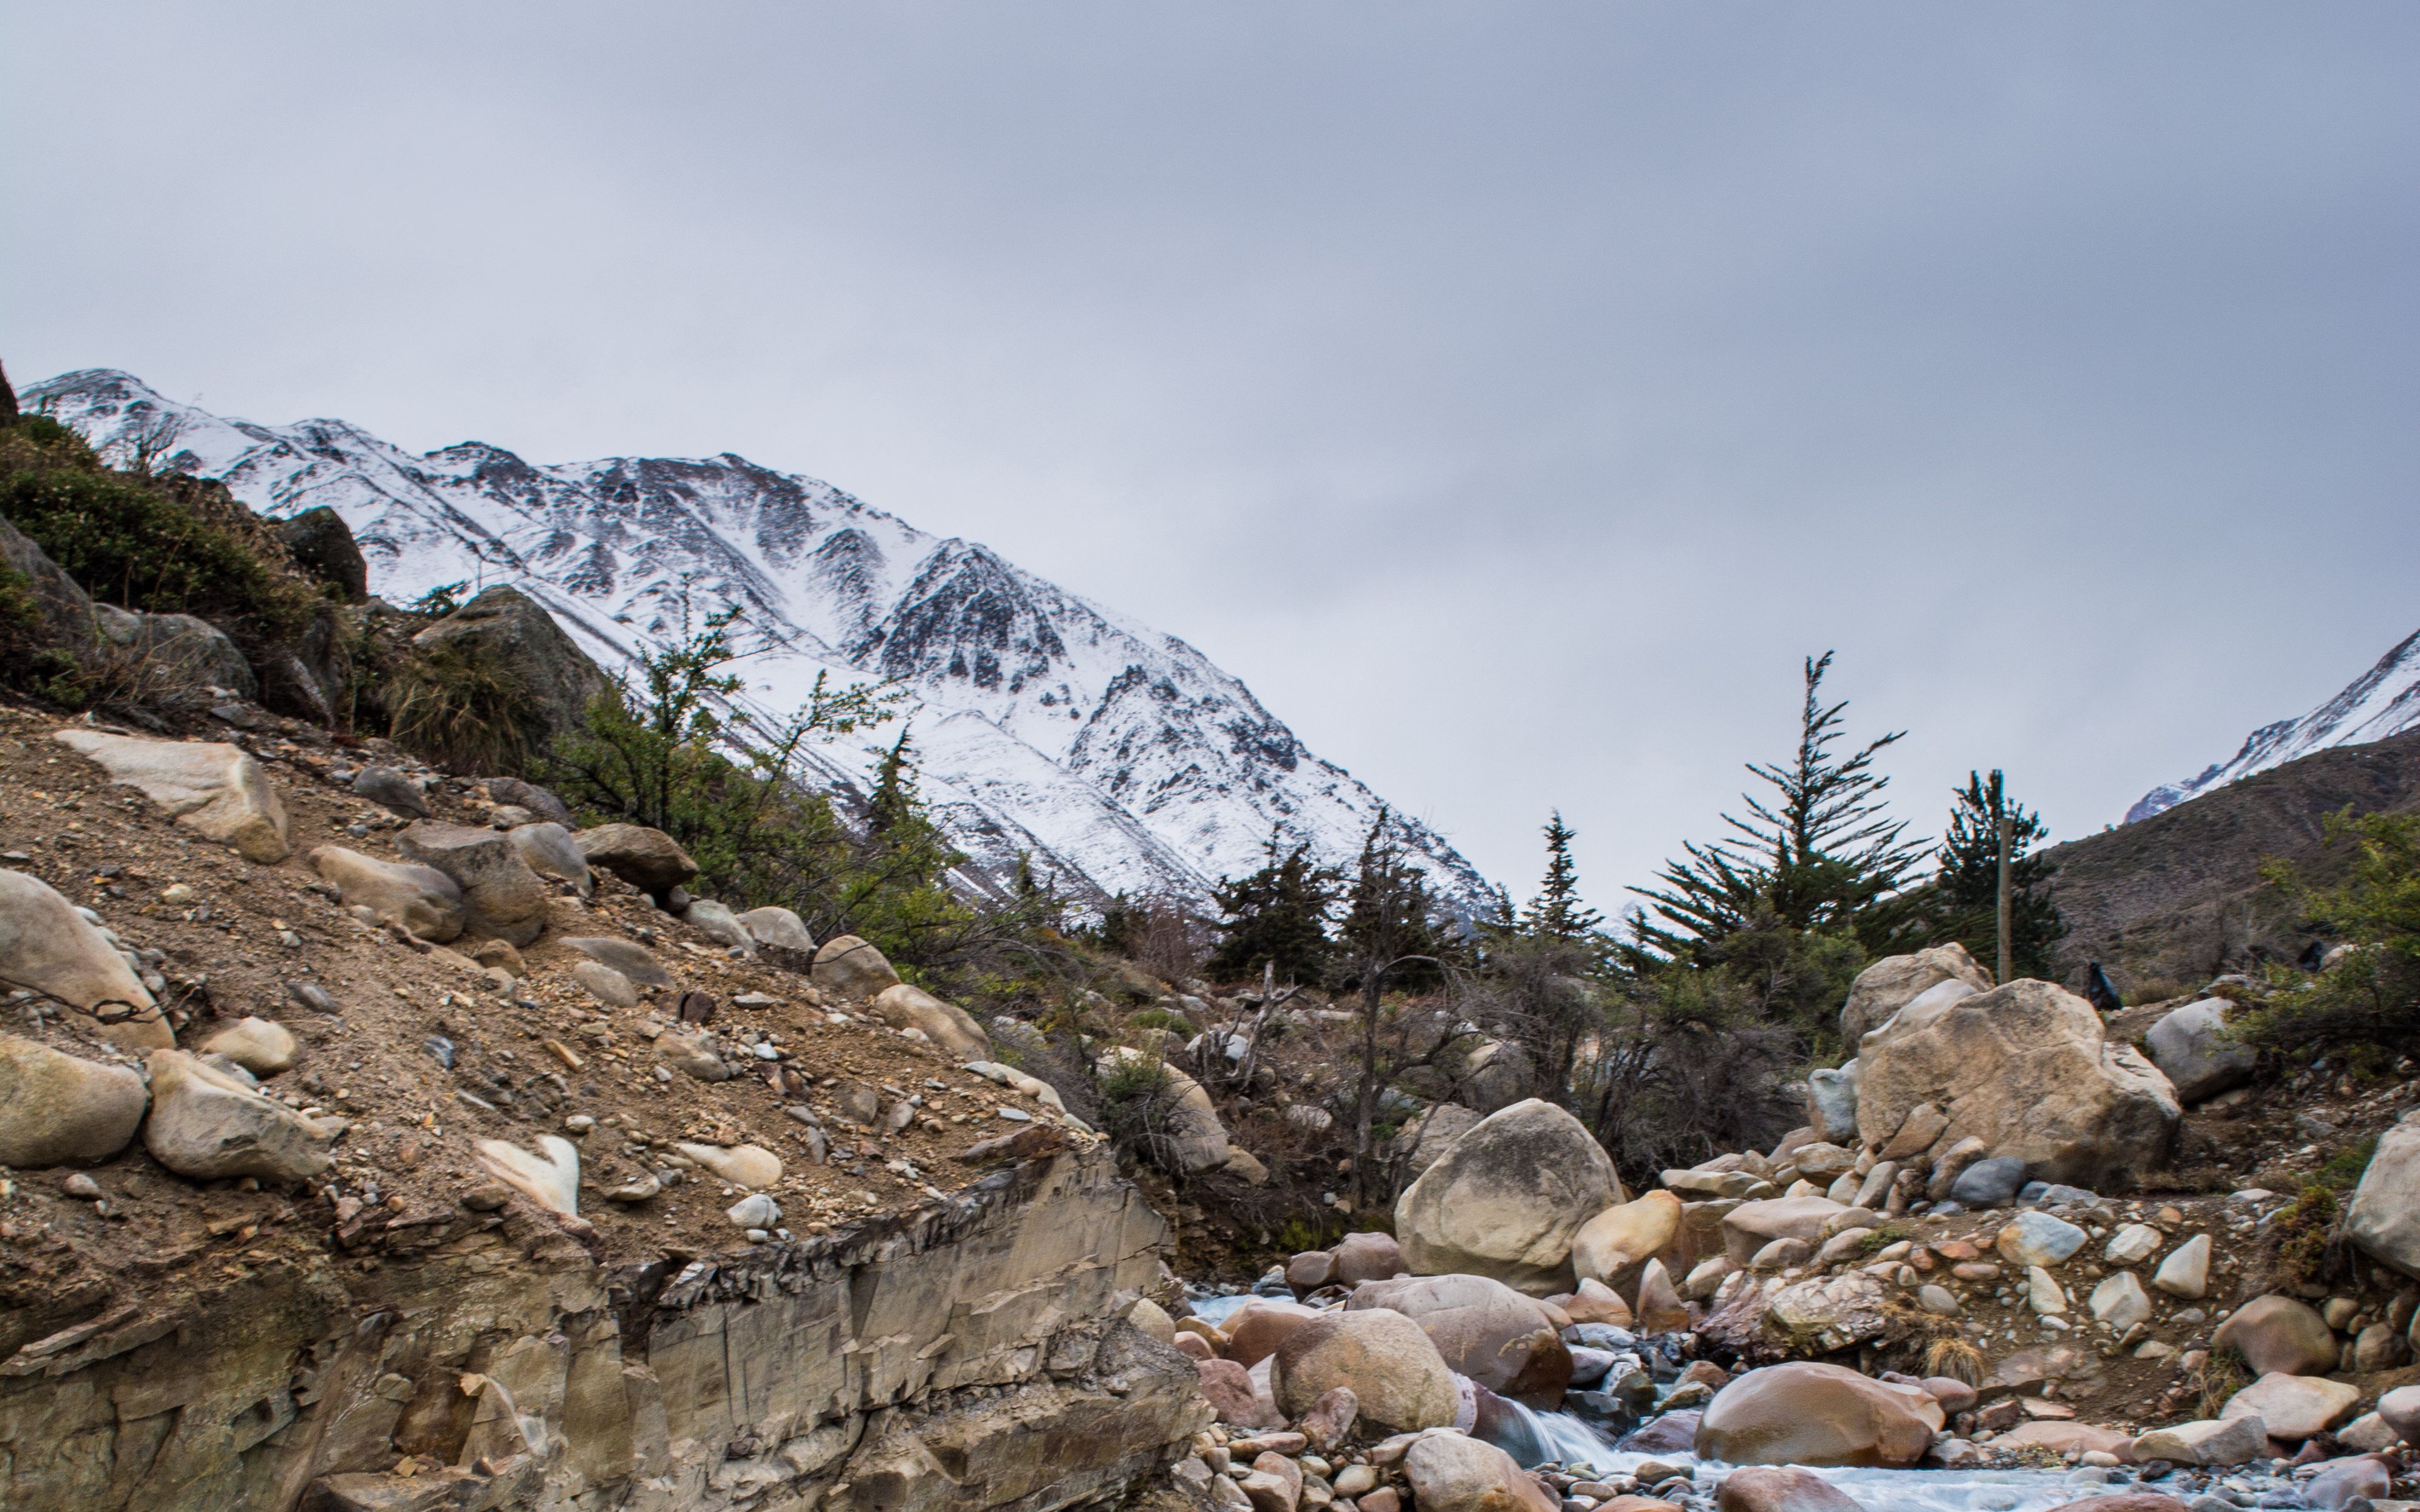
570 959 638 1009
278 506 368 602
1806 1065 1859 1144
144 1048 335 1183
91 604 259 703
53 730 289 862
2153 1233 2211 1298
349 766 429 818
481 776 572 825
199 1017 298 1077
560 936 672 987
507 822 592 898
2129 1417 2269 1467
739 906 815 953
2090 1271 2152 1332
1997 1210 2089 1268
2144 998 2257 1104
309 845 466 942
1393 1098 1623 1295
1950 1155 2027 1207
394 822 551 947
2346 1110 2420 1279
1840 943 1993 1043
812 934 904 1000
870 983 990 1058
683 898 756 955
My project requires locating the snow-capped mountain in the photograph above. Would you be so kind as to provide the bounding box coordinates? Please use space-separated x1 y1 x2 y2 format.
30 369 1494 915
2126 626 2420 823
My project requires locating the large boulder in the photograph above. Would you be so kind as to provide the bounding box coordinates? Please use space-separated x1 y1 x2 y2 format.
561 936 673 987
1269 1308 1460 1433
1395 1098 1625 1295
1840 943 1993 1043
144 1049 335 1183
410 585 608 753
740 905 815 953
1805 1065 1858 1144
277 507 369 602
0 1034 147 1166
1853 980 2179 1188
2144 998 2257 1104
0 869 166 1048
1349 1274 1572 1403
1335 1231 1405 1285
1399 1103 1483 1179
812 934 904 1000
52 730 289 862
89 604 257 703
1721 1197 1847 1268
507 822 593 899
2221 1373 2361 1441
1716 1466 1862 1512
1400 1431 1559 1512
395 822 551 946
1098 1048 1231 1171
1571 1190 1684 1295
310 845 466 941
870 983 991 1058
1226 1299 1322 1368
2213 1295 2339 1377
573 823 698 900
2346 1110 2420 1278
1695 1361 1945 1467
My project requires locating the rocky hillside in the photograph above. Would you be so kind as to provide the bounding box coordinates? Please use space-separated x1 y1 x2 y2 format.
2041 728 2420 994
25 369 1494 916
2129 627 2420 824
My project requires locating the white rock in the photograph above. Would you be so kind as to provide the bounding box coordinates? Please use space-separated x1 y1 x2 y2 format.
2346 1110 2420 1280
675 1142 782 1189
739 906 815 952
474 1134 580 1215
683 898 758 956
2025 1266 2066 1315
507 822 593 898
2089 1271 2152 1332
2129 1416 2267 1467
728 1193 781 1228
2153 1233 2211 1298
54 730 291 862
2103 1223 2164 1266
2220 1372 2361 1440
309 845 466 942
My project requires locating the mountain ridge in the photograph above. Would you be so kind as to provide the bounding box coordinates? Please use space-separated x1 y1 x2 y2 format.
27 367 1496 917
2126 626 2420 823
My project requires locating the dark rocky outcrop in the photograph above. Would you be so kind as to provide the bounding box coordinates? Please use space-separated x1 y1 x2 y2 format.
411 585 609 752
277 507 369 603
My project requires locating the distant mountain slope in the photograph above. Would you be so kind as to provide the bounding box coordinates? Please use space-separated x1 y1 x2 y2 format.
2046 725 2420 991
2127 628 2420 823
28 369 1494 915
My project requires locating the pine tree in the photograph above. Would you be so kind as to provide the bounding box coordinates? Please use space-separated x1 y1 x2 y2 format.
1520 811 1605 942
1206 830 1339 984
1630 651 1926 960
1929 770 2065 976
1335 809 1448 1205
866 726 919 840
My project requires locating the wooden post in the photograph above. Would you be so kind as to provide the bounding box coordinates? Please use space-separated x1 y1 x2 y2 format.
1994 769 2014 985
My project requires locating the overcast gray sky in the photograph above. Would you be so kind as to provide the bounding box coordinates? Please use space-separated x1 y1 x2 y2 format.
6 3 2416 914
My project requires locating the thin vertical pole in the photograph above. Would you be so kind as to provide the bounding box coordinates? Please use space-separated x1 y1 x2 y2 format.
1994 769 2014 985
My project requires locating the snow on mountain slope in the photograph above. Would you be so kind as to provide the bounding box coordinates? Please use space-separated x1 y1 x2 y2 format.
28 369 1494 914
2125 626 2420 823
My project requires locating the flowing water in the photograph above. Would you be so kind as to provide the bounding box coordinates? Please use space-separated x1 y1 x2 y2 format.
1180 1290 2201 1512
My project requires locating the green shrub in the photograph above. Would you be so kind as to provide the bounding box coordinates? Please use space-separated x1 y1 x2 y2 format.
0 560 85 707
2317 1137 2377 1193
386 636 534 773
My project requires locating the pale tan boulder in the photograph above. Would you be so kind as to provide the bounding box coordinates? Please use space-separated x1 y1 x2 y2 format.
0 869 166 1048
310 845 466 942
1401 1431 1559 1512
674 1142 782 1189
1695 1361 1944 1467
1839 943 1992 1043
1572 1190 1684 1295
1394 1098 1624 1295
2221 1373 2361 1440
199 1016 298 1077
1349 1273 1571 1402
2214 1295 2340 1377
474 1134 580 1216
1335 1230 1405 1284
870 983 991 1058
1398 1103 1482 1179
507 821 593 898
144 1049 335 1183
1634 1257 1690 1334
0 1034 147 1167
1269 1307 1460 1433
1853 979 2179 1189
740 905 815 952
1126 1297 1177 1346
802 933 897 999
53 729 290 862
1720 1197 1847 1268
1226 1299 1322 1368
2346 1109 2420 1278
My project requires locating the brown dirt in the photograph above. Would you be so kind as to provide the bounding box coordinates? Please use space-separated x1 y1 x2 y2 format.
0 699 1080 1329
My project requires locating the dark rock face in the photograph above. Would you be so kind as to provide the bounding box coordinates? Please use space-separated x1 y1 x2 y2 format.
411 585 608 753
278 507 369 602
2044 726 2420 989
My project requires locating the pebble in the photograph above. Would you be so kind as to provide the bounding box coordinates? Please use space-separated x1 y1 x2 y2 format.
998 1107 1032 1123
728 1193 781 1228
60 1173 102 1200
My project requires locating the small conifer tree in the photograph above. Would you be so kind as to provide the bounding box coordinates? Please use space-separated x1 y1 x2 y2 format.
1930 770 2065 976
1206 830 1339 984
1521 811 1606 942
